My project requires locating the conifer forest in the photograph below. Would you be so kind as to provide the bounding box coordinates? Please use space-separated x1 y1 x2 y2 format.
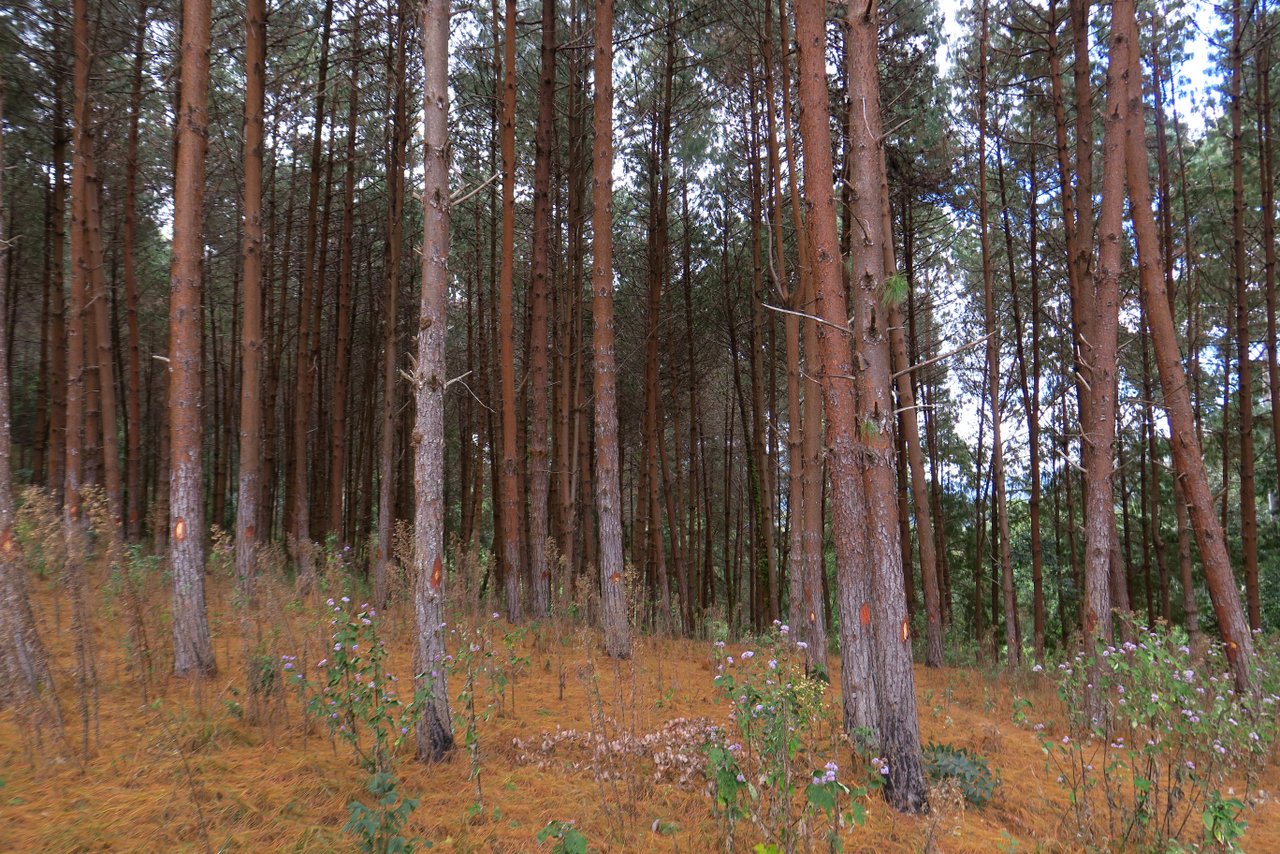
5 0 1280 848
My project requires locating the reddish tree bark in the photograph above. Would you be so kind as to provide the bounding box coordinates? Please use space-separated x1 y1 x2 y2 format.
234 0 267 599
1118 0 1256 695
168 0 216 677
593 0 631 659
527 0 557 619
793 0 878 743
845 0 929 811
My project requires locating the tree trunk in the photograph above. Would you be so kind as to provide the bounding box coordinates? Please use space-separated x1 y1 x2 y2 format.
375 0 409 610
527 0 557 619
1228 0 1259 629
327 3 364 544
1079 0 1131 718
845 0 929 811
122 0 149 541
168 0 216 677
496 0 523 622
290 0 335 593
1118 0 1254 694
592 0 631 659
413 0 455 761
0 83 59 719
234 0 266 601
976 0 1018 668
794 0 878 742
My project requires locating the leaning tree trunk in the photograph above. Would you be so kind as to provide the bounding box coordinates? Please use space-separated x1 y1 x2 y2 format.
1117 0 1256 696
168 0 216 678
413 0 455 761
592 0 631 660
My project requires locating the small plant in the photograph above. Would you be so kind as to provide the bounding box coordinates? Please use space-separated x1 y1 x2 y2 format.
536 820 587 853
1040 619 1278 850
703 623 869 852
1202 792 1247 851
344 772 428 854
921 743 998 807
291 595 435 773
290 597 435 852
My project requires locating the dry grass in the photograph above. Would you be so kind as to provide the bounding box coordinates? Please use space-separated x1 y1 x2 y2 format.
1 569 1277 853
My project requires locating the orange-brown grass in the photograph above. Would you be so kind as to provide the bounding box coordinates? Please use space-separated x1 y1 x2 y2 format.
1 569 1277 853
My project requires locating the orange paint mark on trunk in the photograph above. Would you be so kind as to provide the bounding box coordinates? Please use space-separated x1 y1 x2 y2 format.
860 602 871 625
174 517 187 542
430 555 443 591
0 528 14 555
900 618 911 642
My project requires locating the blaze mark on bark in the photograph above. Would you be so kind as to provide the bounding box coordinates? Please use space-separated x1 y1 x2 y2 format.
174 517 187 542
0 528 14 555
860 602 871 626
430 555 443 591
900 618 911 642
609 572 622 584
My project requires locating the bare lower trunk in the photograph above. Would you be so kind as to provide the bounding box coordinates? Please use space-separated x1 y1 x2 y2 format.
527 0 557 619
794 0 877 742
592 0 630 659
234 0 266 600
168 0 216 677
413 0 455 761
845 0 929 812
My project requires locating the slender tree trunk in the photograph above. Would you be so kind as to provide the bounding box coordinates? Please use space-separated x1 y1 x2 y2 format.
413 0 455 761
1079 0 1131 718
375 0 409 610
47 63 68 503
1118 0 1255 694
593 0 631 659
0 84 59 718
290 0 335 593
70 3 122 532
122 0 149 541
1228 0 1259 629
327 3 364 544
1262 37 1280 495
527 0 556 619
976 0 1018 667
496 0 523 622
883 202 944 669
234 0 266 601
168 0 216 677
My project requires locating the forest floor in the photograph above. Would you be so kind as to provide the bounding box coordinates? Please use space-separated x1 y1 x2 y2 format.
1 568 1278 853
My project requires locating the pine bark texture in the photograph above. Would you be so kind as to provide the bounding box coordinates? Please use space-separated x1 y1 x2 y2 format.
168 0 216 677
414 0 455 761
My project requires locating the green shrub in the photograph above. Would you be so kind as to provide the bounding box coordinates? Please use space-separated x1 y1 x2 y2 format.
921 743 998 806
